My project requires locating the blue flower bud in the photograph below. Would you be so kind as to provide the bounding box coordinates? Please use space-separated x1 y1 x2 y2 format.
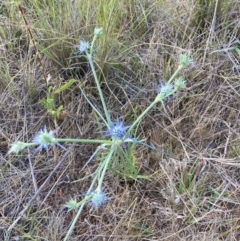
78 40 89 54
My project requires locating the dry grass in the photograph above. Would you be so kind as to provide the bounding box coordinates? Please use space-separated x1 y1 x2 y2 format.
1 0 240 240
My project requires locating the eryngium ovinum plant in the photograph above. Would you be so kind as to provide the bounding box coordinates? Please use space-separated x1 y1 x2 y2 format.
9 27 191 240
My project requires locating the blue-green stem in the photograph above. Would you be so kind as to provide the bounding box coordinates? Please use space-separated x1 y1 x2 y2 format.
128 88 177 133
63 173 99 241
167 64 184 84
79 85 108 127
96 147 114 191
64 148 113 241
129 63 185 132
55 138 112 145
90 34 98 56
85 51 110 125
128 99 159 133
63 201 85 241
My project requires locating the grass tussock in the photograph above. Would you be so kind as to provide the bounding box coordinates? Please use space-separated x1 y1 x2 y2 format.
1 0 240 240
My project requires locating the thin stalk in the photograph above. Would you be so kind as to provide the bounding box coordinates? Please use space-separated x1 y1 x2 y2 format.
79 85 108 126
128 100 158 133
86 52 110 125
129 63 184 132
129 88 177 133
167 65 183 84
97 148 114 191
64 197 92 241
90 34 98 56
55 138 112 145
64 149 112 241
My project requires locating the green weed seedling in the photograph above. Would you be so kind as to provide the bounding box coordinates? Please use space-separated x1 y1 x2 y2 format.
177 166 196 195
41 79 75 119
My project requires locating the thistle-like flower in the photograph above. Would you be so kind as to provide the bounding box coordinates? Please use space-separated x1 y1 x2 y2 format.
94 27 103 36
65 198 80 211
8 141 27 154
158 82 174 98
78 40 89 54
104 117 130 147
33 126 65 152
89 189 108 208
174 77 185 90
179 54 191 68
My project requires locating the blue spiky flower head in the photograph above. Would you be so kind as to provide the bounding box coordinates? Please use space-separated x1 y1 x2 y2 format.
104 117 130 144
158 82 174 98
78 40 89 54
89 189 108 208
33 126 65 152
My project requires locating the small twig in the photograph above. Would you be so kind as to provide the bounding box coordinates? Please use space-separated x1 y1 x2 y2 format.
203 0 219 63
210 182 231 209
18 5 48 88
28 150 38 194
0 129 10 142
6 150 70 235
